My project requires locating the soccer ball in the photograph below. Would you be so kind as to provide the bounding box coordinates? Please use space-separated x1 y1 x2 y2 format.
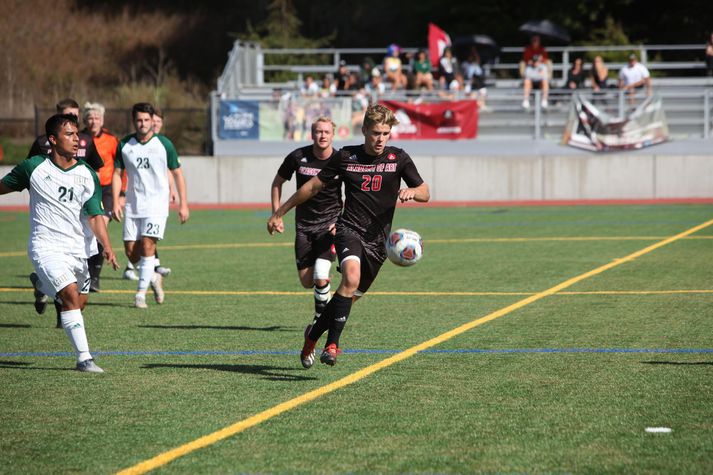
386 228 423 267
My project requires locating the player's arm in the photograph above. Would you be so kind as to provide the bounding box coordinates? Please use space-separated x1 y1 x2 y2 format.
398 182 430 203
168 170 178 203
270 174 287 213
267 176 325 235
170 167 189 224
111 167 124 222
87 214 119 270
0 181 15 195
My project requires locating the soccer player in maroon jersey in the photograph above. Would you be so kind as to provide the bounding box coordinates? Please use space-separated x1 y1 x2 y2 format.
270 117 343 325
268 104 430 367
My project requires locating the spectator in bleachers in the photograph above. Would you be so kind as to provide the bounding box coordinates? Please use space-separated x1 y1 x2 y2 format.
705 33 713 77
366 68 386 95
412 50 434 90
590 55 610 92
301 74 320 97
320 74 336 97
439 72 466 101
438 47 458 89
359 57 376 87
522 54 549 110
520 35 551 78
383 44 408 90
336 60 350 91
461 48 489 111
566 57 585 89
618 53 652 101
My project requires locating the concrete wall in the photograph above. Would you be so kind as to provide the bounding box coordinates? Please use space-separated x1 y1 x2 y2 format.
2 153 712 206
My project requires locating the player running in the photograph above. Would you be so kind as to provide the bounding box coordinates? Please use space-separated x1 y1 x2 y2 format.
270 117 343 327
1 113 118 372
268 104 430 367
112 102 189 309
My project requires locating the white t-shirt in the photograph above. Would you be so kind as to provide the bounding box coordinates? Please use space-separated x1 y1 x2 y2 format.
1 156 103 258
619 62 650 86
116 133 180 218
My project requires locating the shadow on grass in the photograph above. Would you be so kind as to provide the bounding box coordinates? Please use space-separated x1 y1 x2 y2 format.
0 323 32 328
642 361 713 366
0 361 73 371
142 363 317 381
139 324 296 332
0 300 125 308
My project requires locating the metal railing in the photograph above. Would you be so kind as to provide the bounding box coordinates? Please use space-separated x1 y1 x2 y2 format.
215 41 712 96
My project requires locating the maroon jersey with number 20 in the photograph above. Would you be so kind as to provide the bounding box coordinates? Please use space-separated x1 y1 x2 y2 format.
318 144 424 247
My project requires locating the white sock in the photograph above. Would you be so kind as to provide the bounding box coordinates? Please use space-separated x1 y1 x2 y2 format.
126 261 136 270
137 255 156 294
61 309 92 363
154 257 161 267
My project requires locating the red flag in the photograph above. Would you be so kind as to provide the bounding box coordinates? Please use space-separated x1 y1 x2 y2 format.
428 23 451 69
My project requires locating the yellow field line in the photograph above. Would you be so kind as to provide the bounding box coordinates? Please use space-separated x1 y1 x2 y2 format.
115 217 713 475
1 235 712 258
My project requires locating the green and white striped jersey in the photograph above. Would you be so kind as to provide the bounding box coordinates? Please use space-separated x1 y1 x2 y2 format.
1 155 103 258
115 133 180 218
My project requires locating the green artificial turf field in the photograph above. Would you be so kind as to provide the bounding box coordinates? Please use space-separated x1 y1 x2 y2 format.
1 204 712 474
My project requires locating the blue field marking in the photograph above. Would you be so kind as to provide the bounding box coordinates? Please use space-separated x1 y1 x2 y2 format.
2 348 713 358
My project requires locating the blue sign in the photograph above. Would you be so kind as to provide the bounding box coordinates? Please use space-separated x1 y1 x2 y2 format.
219 100 259 139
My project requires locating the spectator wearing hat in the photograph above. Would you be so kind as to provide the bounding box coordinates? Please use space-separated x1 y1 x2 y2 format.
522 54 549 110
383 44 408 90
618 53 652 101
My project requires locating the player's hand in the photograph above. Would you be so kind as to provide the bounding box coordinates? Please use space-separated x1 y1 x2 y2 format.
267 214 284 235
112 205 123 222
104 248 119 271
398 188 416 203
178 205 190 224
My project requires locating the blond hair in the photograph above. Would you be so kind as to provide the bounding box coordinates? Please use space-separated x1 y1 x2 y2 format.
83 102 105 120
311 116 336 134
362 104 399 129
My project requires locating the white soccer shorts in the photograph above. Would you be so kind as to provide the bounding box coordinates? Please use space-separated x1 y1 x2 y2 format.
123 216 167 241
31 252 90 298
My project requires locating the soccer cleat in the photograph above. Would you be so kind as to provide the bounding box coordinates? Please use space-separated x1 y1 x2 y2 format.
134 294 148 309
123 268 139 281
29 273 48 315
300 325 317 369
150 274 165 304
76 359 104 373
155 266 172 277
320 343 339 366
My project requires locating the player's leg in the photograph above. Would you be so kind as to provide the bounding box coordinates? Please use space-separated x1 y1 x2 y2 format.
154 249 171 277
312 232 337 320
33 254 103 372
135 217 167 307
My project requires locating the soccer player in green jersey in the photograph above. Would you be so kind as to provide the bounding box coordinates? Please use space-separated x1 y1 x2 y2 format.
1 114 119 372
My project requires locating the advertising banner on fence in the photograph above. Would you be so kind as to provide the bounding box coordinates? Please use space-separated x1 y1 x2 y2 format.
220 96 353 141
562 94 669 151
218 100 259 139
379 100 478 139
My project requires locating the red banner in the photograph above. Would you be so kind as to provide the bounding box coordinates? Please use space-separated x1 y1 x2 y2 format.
379 100 478 140
428 23 451 70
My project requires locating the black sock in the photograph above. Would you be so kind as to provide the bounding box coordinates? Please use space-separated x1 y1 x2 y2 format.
54 300 62 328
325 294 353 348
308 298 334 342
314 283 330 317
89 243 104 279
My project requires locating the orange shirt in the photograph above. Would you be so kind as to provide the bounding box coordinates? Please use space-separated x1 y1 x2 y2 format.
92 128 119 186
